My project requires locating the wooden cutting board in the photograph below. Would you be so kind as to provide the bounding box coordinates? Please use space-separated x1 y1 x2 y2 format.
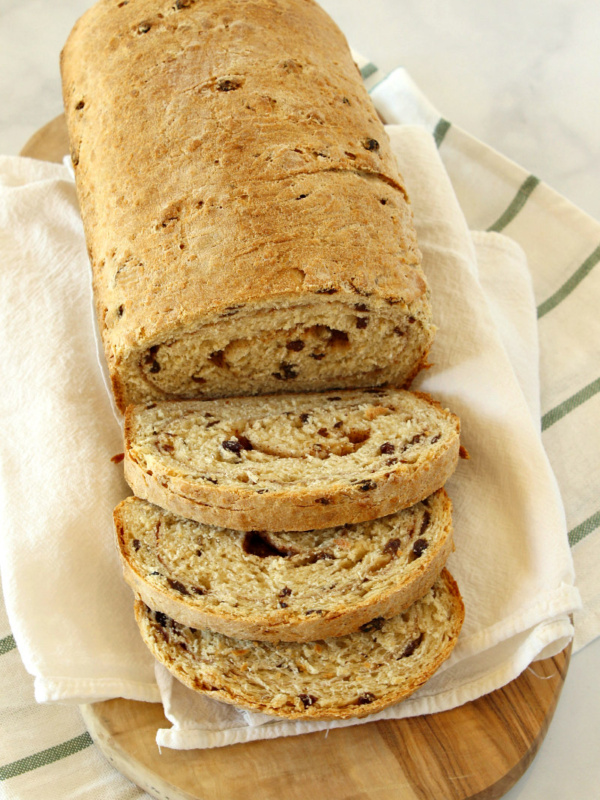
78 649 571 800
22 115 572 800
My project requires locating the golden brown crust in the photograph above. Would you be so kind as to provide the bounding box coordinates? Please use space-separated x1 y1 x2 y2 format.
133 569 464 719
61 0 432 411
115 491 454 642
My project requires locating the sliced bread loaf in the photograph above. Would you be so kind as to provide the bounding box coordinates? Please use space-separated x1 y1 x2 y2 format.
134 569 464 720
62 0 433 412
124 389 460 531
115 490 453 642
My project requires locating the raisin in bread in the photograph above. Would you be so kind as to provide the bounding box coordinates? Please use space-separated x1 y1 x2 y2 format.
124 389 460 532
134 569 464 720
61 0 434 412
115 490 453 642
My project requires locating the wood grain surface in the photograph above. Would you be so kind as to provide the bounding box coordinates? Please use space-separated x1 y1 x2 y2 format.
21 115 70 164
80 647 570 800
24 113 573 800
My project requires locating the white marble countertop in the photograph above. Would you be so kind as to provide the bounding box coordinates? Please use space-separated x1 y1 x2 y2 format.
2 0 600 222
1 1 598 799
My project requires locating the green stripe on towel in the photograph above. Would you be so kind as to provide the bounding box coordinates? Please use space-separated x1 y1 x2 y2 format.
538 244 600 319
542 376 600 431
367 71 393 97
0 733 94 781
569 510 600 547
433 118 451 148
0 634 16 655
360 62 378 79
487 175 540 233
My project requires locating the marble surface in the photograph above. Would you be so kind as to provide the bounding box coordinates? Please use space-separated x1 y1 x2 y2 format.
1 1 598 799
1 0 599 221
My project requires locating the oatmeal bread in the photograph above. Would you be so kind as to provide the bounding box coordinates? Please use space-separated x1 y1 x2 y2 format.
134 569 464 719
61 0 434 412
124 389 460 531
115 489 454 642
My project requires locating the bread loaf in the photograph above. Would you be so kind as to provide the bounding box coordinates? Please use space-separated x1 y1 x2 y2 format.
61 0 434 412
124 389 460 531
115 489 453 642
134 569 464 719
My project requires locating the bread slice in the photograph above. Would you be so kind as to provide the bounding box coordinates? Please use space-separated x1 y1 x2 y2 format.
134 569 464 720
124 389 460 532
115 490 453 642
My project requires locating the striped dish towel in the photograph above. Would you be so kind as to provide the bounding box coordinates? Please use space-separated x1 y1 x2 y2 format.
367 65 599 653
0 59 597 797
0 585 148 799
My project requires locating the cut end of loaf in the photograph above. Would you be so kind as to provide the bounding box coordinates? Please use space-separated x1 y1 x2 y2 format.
111 292 434 411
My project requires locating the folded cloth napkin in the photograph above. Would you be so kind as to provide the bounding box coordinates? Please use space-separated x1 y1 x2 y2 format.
0 109 583 758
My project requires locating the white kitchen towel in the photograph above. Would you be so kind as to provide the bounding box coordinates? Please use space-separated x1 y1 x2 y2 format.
371 67 600 652
0 156 159 705
152 126 582 748
0 114 584 738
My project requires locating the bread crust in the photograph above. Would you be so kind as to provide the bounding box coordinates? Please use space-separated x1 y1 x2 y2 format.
115 490 454 642
123 389 460 531
133 569 464 720
125 444 459 531
61 0 433 411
